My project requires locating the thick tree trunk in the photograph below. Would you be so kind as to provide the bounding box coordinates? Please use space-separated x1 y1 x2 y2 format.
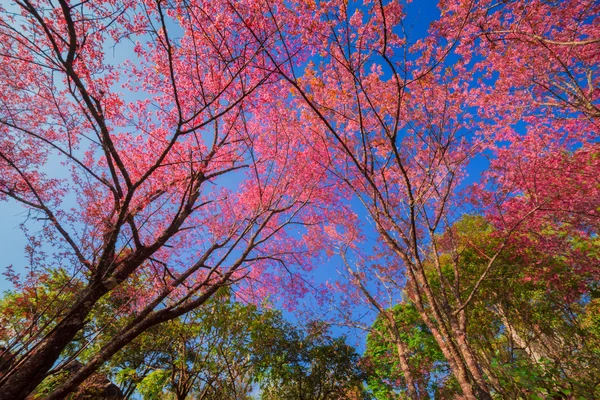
0 284 107 400
45 314 160 400
497 307 549 364
46 282 223 399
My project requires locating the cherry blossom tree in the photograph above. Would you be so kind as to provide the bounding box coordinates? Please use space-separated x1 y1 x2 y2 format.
234 0 599 397
243 2 497 396
0 0 340 398
445 0 600 293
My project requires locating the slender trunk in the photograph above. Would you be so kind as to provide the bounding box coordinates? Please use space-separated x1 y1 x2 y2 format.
377 232 480 398
394 340 420 399
423 319 478 399
176 391 188 400
452 308 492 395
387 318 420 399
413 266 495 398
412 260 494 399
0 284 107 400
123 381 137 400
451 324 491 399
478 350 503 394
404 277 478 400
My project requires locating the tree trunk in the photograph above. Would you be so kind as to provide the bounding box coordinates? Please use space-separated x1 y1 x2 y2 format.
377 232 482 398
387 317 420 399
451 324 492 399
405 261 494 399
0 284 107 400
45 282 223 399
176 391 188 400
424 320 478 399
403 277 479 400
45 315 159 400
394 340 420 399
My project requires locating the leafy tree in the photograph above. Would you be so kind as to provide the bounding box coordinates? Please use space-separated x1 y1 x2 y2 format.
364 303 453 399
258 322 369 400
440 217 600 399
0 268 84 371
109 290 286 400
363 216 600 398
0 269 368 400
32 361 123 400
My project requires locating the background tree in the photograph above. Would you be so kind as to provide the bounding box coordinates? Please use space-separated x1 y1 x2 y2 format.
439 217 600 399
258 322 369 400
108 290 287 400
1 273 370 400
364 216 600 399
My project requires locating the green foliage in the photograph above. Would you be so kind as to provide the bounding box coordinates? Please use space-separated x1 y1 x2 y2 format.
363 215 600 398
137 370 170 400
1 275 370 400
438 216 600 398
364 303 452 399
0 268 84 351
258 322 369 400
104 289 287 399
31 362 123 400
30 370 71 399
